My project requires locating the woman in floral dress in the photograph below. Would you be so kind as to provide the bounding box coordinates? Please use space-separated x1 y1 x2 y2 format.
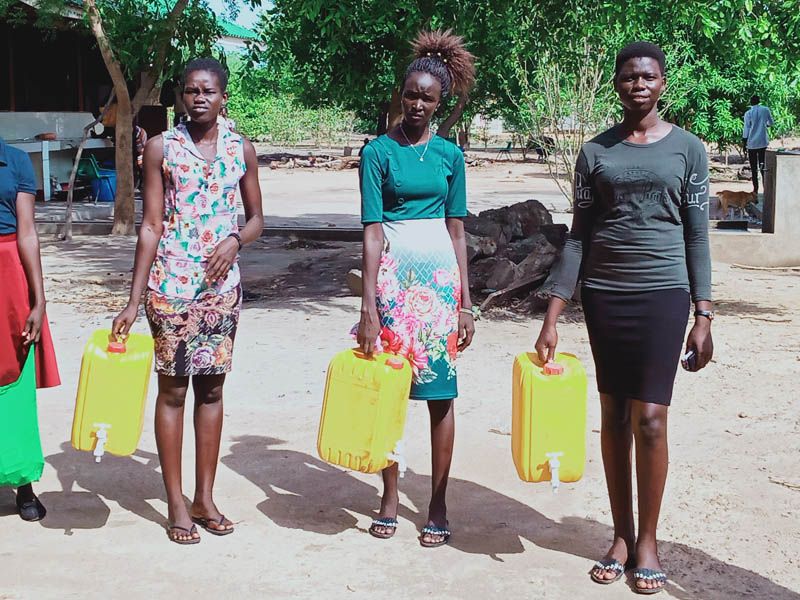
113 58 263 544
358 30 476 547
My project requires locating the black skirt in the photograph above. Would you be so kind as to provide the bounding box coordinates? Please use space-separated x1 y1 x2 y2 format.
581 287 690 406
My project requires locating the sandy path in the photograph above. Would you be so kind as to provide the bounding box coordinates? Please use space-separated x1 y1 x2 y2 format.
1 229 797 599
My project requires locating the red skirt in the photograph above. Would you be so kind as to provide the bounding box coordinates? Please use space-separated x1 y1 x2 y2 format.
0 233 60 389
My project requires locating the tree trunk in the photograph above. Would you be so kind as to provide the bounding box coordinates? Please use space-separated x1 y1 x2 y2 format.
387 88 403 130
458 121 471 150
112 99 136 235
436 93 468 139
84 0 189 235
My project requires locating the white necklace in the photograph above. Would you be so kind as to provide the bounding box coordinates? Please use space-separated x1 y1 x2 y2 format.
400 123 432 162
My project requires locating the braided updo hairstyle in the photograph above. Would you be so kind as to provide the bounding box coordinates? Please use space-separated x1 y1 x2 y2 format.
404 29 475 98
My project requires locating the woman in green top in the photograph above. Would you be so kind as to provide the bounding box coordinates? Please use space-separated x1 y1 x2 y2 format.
357 30 476 548
536 42 714 594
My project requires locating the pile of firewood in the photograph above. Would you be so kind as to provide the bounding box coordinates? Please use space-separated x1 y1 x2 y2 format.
464 199 568 310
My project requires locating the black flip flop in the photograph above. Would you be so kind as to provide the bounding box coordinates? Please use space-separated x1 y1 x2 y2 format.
590 558 626 584
167 524 200 545
17 496 46 522
420 523 450 548
191 514 234 536
633 568 667 595
368 517 398 539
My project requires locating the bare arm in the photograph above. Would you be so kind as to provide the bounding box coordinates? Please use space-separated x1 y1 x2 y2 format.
357 222 384 355
112 135 165 336
15 192 46 345
446 217 475 350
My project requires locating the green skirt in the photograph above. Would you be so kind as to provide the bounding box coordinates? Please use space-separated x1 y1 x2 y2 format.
0 349 44 487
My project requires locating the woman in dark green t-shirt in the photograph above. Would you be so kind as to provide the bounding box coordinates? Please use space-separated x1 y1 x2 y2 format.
536 42 714 593
357 30 476 548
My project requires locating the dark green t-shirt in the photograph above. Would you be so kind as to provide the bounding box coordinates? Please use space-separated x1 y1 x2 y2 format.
548 125 712 302
360 134 467 224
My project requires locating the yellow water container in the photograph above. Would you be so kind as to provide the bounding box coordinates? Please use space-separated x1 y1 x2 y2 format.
512 352 587 491
318 349 412 474
72 329 154 462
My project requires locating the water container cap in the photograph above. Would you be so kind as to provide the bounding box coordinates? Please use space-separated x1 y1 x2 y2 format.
107 341 126 354
386 357 405 370
543 361 564 375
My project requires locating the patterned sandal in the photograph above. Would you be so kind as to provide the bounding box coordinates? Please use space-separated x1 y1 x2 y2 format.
368 517 398 539
633 568 667 595
590 558 626 584
420 524 451 548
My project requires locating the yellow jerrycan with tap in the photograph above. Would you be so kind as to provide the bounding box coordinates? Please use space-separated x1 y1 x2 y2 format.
512 351 587 492
318 349 412 474
71 329 154 462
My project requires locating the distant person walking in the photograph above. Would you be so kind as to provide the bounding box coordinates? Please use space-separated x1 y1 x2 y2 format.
742 95 773 194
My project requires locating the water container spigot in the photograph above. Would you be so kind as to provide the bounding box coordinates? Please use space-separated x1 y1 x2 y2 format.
93 423 111 463
546 452 563 493
388 440 407 478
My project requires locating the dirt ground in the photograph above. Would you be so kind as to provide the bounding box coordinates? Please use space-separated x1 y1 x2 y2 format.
2 160 799 600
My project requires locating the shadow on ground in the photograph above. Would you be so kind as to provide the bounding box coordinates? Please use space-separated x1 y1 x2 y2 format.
714 299 792 317
43 443 168 534
0 486 17 517
222 434 799 600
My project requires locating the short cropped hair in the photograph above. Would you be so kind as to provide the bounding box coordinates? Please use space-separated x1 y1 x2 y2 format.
751 95 760 105
183 58 229 91
614 42 666 78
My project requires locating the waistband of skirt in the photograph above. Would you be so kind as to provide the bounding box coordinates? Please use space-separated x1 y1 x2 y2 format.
0 233 18 243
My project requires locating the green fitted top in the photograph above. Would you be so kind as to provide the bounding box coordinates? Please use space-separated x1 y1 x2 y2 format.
360 134 467 224
547 125 712 302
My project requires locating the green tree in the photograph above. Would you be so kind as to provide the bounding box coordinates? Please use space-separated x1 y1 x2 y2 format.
255 0 521 139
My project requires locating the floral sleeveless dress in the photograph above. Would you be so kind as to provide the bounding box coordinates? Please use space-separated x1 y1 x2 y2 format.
145 122 246 376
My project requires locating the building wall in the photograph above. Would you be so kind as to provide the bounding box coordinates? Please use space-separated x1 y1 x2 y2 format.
710 152 800 267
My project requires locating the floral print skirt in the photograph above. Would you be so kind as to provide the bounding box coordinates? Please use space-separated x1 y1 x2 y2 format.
144 285 241 377
375 219 460 400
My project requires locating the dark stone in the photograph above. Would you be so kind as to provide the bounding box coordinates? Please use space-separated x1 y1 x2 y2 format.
477 199 553 242
465 231 498 263
469 257 515 291
513 236 559 282
540 223 569 248
501 233 548 264
487 258 517 291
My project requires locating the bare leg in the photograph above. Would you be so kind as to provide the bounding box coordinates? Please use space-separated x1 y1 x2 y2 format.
189 374 232 533
422 398 454 544
371 462 399 536
591 393 636 582
631 399 669 591
154 374 197 542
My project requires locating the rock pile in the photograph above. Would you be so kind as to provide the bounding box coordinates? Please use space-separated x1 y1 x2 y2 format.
464 199 567 310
